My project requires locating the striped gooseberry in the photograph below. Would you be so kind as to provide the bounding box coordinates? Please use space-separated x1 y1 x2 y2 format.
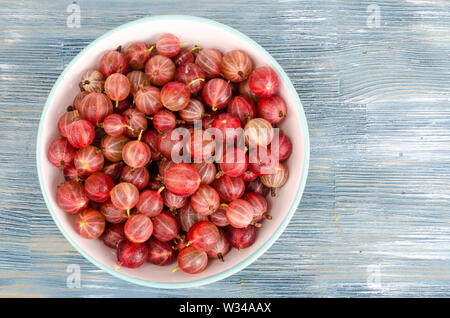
56 180 89 215
47 137 76 168
75 208 105 239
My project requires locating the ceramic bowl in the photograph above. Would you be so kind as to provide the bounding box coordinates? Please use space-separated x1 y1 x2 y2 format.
36 15 310 288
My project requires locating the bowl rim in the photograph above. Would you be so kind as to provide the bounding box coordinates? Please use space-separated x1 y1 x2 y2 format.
36 14 310 289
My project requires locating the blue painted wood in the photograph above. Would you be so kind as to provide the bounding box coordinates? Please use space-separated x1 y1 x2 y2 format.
1 0 450 297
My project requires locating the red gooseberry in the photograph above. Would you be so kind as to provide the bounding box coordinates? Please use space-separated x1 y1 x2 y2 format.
135 86 162 115
100 199 128 224
212 175 245 203
100 134 129 162
56 180 89 215
202 78 232 111
147 237 176 266
123 108 147 138
47 137 76 168
124 214 153 243
79 69 105 93
174 48 194 67
270 131 292 161
104 73 131 108
243 192 269 222
242 169 258 182
174 62 205 94
147 238 176 265
63 162 87 182
239 79 259 102
164 163 201 197
101 223 125 248
260 162 289 196
145 55 176 86
244 118 274 148
73 91 89 112
136 188 164 217
156 128 186 160
125 42 153 69
247 178 270 197
142 129 161 161
190 185 220 216
178 203 208 232
102 161 124 183
226 225 257 250
225 199 254 228
110 182 139 216
162 189 188 212
219 147 248 178
156 33 181 58
208 206 229 227
58 110 80 138
186 129 216 162
187 220 220 252
74 208 105 239
151 211 179 242
248 66 279 98
192 161 216 185
103 114 128 137
120 166 149 190
73 145 104 175
227 95 255 125
211 113 242 146
195 48 223 78
220 50 253 82
122 133 152 168
206 229 230 261
161 81 190 111
114 98 131 114
153 109 177 132
84 172 114 203
248 147 277 176
179 99 205 124
116 239 148 268
127 70 151 97
79 92 113 125
66 119 95 149
177 246 208 274
256 95 287 125
99 50 128 77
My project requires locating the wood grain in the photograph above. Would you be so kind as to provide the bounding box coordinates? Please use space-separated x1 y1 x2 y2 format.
1 0 450 297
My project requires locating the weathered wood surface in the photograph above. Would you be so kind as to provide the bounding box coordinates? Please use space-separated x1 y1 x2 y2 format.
1 0 450 297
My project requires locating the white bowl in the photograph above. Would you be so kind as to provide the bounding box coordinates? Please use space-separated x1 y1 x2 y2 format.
36 15 310 288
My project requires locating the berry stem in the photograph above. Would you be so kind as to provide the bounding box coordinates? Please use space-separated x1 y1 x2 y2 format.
188 78 205 87
271 188 276 197
137 129 144 142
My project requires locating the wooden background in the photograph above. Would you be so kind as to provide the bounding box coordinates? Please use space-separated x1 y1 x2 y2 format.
1 0 450 297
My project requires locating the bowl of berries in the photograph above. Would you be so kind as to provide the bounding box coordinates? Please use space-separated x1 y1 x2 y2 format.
36 15 310 288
